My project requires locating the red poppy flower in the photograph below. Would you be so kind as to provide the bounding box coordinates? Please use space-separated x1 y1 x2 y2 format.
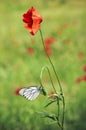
83 65 86 72
44 37 56 45
27 47 34 55
75 75 86 83
45 45 52 56
14 87 23 95
22 7 42 35
83 75 86 81
75 77 82 83
78 52 84 59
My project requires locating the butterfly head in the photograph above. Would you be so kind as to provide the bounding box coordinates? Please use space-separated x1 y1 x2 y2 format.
38 86 47 96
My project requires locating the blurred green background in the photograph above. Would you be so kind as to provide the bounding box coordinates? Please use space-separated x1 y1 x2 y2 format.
0 0 86 130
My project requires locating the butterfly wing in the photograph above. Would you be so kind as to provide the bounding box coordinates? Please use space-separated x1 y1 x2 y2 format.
19 87 40 101
19 88 25 96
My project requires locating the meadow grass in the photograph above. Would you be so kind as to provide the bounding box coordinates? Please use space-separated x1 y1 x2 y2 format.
0 0 86 130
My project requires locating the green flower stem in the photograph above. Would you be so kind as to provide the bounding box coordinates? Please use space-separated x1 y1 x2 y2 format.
40 66 61 126
39 29 65 130
40 66 57 94
39 29 62 94
58 99 60 120
62 95 65 129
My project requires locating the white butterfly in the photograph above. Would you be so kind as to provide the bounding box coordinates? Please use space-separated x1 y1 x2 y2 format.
19 86 46 101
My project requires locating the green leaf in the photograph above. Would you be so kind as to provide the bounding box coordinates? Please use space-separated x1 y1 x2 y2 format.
36 111 57 121
42 113 56 121
44 99 57 107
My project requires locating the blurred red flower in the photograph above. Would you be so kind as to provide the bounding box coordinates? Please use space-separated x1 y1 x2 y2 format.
78 52 84 59
65 39 71 44
48 91 55 99
45 45 52 56
44 37 56 45
73 21 78 27
83 65 86 72
44 37 56 56
76 75 86 83
22 7 42 35
62 23 69 29
27 47 34 55
14 87 22 95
